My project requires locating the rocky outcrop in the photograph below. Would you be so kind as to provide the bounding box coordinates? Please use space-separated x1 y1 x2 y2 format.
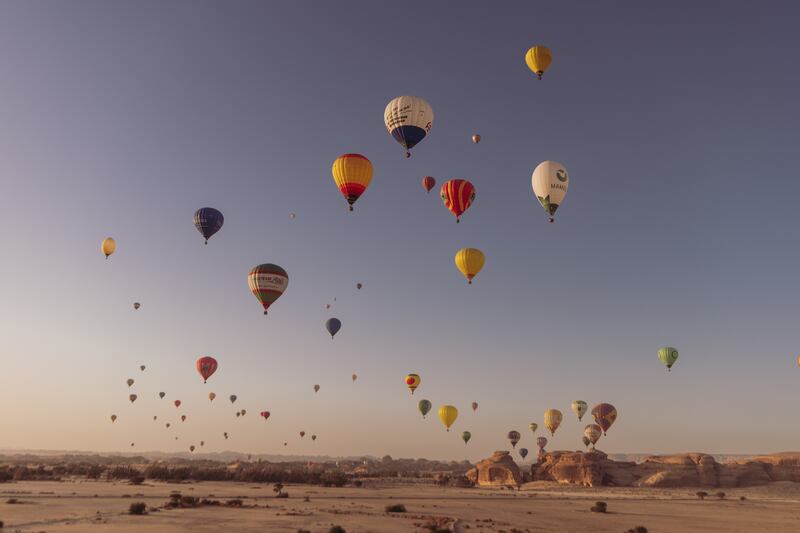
466 451 522 487
527 451 800 488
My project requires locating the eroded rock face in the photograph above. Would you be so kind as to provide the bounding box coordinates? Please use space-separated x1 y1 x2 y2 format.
466 451 522 487
532 450 608 487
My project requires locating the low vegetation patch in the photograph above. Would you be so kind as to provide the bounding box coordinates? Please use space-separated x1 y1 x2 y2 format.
624 528 648 533
328 527 346 533
696 491 708 500
128 502 147 515
715 492 726 499
590 501 607 513
385 503 407 513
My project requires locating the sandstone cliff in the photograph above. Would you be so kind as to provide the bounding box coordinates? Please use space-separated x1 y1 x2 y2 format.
466 451 522 487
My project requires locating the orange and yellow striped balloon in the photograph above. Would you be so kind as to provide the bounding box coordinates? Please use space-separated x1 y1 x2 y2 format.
440 179 476 222
332 154 373 211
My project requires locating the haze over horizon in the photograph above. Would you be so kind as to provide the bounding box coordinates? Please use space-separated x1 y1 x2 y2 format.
1 0 799 461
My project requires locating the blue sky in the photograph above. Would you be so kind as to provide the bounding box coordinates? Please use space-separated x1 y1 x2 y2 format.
0 1 799 459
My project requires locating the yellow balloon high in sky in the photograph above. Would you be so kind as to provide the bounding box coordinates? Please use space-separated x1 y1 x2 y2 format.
543 408 563 436
101 237 116 259
525 45 552 80
454 248 485 284
438 405 458 432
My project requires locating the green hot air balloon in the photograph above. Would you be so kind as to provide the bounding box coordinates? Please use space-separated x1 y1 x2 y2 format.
658 346 679 371
461 431 472 445
418 399 432 419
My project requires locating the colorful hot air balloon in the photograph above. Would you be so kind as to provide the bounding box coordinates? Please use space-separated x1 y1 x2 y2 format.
129 394 137 403
300 431 305 438
438 405 458 431
418 399 432 418
313 384 320 393
471 401 478 412
536 436 548 451
101 237 116 259
229 395 237 404
529 422 538 434
582 436 591 448
591 403 618 435
571 401 588 421
405 374 421 394
543 409 563 436
196 356 218 383
332 153 373 211
181 415 187 422
193 207 224 245
174 400 181 408
525 45 552 80
584 424 603 447
532 161 569 223
110 414 117 423
472 134 481 143
208 392 216 402
440 179 476 223
461 431 472 445
159 392 166 399
248 264 289 315
133 302 141 310
454 248 485 284
126 378 134 388
384 96 433 158
325 318 341 339
519 448 529 460
260 411 270 421
507 430 521 448
658 347 679 372
352 373 358 382
422 176 436 193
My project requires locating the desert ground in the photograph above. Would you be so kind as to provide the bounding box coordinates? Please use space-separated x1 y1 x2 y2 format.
2 479 800 532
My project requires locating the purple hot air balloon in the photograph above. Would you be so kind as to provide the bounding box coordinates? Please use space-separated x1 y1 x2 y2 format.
325 318 341 339
193 207 224 245
536 436 548 451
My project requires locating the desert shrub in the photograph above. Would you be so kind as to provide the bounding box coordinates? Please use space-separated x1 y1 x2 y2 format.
0 469 12 483
329 527 346 533
276 492 289 498
624 528 648 533
715 492 726 499
303 496 310 502
226 499 243 507
320 470 348 487
739 496 746 501
352 480 363 487
385 504 407 513
590 501 607 513
696 491 708 500
273 483 284 496
128 502 147 515
180 496 197 507
5 499 18 504
129 476 145 485
200 499 221 506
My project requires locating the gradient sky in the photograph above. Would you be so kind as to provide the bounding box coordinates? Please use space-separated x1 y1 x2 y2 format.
1 1 799 460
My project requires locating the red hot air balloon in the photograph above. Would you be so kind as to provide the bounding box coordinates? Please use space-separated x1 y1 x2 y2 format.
591 403 618 435
440 179 476 223
260 411 270 421
422 176 436 193
174 400 181 408
196 356 218 383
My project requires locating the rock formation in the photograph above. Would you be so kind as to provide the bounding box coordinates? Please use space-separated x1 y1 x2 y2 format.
466 451 522 487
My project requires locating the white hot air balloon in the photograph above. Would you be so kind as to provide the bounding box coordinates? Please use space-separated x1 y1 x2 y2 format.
532 160 569 223
384 96 433 158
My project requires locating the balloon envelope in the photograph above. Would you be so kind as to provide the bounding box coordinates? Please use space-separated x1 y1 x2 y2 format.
591 403 618 435
471 401 478 412
247 264 289 315
101 237 116 259
110 414 117 422
126 379 134 387
422 176 436 193
528 422 538 433
325 318 342 339
129 394 137 403
440 179 475 222
196 356 218 383
532 161 569 223
133 303 140 310
418 399 432 418
519 447 529 459
260 411 270 420
208 392 216 402
584 424 603 446
658 347 679 371
384 96 433 157
525 45 553 79
159 392 166 399
571 400 588 421
438 405 458 431
536 437 548 450
193 207 224 244
174 400 181 408
461 431 471 444
543 409 563 436
229 395 237 404
332 154 373 210
405 374 421 394
455 248 485 284
507 430 521 448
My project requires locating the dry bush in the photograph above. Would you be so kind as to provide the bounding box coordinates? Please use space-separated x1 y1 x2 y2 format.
226 499 243 507
624 528 648 533
715 492 726 499
5 499 19 504
329 527 346 533
385 503 407 513
590 501 607 513
128 502 147 515
696 491 708 500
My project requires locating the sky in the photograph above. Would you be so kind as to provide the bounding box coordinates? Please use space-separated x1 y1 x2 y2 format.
1 0 799 461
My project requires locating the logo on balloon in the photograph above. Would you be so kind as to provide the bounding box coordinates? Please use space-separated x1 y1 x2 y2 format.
556 169 568 182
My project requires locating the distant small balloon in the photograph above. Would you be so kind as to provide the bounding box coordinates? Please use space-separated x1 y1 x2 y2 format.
181 415 187 422
139 365 145 371
260 411 270 421
240 409 246 416
208 392 216 402
314 384 320 393
507 430 521 448
153 415 157 420
311 435 317 441
422 176 436 193
189 445 195 452
352 373 358 382
418 399 432 418
471 402 478 412
356 282 363 290
126 379 134 388
159 392 166 399
300 431 306 438
133 303 141 310
528 422 538 434
461 431 471 445
110 414 117 423
128 394 137 403
405 373 421 394
229 395 237 404
200 441 204 447
101 237 116 259
519 447 529 460
196 356 218 383
174 400 181 408
325 318 342 339
166 423 171 428
472 134 481 143
236 411 241 418
536 436 548 451
290 213 296 219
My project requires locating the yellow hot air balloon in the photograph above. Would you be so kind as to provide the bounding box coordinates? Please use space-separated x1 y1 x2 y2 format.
543 408 563 436
454 248 485 284
101 237 116 259
525 45 552 79
404 373 420 394
332 154 373 211
438 405 458 432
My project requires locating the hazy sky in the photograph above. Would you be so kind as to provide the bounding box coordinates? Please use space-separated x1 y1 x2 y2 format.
1 1 799 460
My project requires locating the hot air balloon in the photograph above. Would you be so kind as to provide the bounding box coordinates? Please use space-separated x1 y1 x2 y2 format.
584 424 603 447
240 409 246 416
582 436 591 448
418 399 432 418
529 422 538 434
248 264 289 315
174 400 181 408
260 411 270 421
525 45 552 79
153 415 157 420
384 96 433 157
128 394 137 403
536 436 548 451
519 448 529 460
193 207 224 245
236 411 241 418
797 355 800 367
658 347 679 372
126 379 134 388
159 392 166 399
472 134 481 143
356 282 363 290
196 356 218 383
352 373 358 383
223 432 228 439
422 176 436 193
181 415 187 422
461 431 471 445
229 395 237 404
571 401 588 421
405 374 421 394
133 302 141 310
166 423 171 428
471 402 478 412
440 179 475 223
438 405 458 432
189 445 195 452
324 303 331 310
325 318 341 339
532 161 569 223
455 248 485 284
208 392 216 402
591 404 618 435
110 414 117 423
131 442 135 447
507 430 521 448
313 384 320 393
300 431 305 438
101 237 116 259
543 409 563 436
332 154 373 211
200 441 204 447
139 365 145 371
311 435 317 441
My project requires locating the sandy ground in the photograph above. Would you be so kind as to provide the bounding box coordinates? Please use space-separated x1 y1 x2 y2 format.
2 479 800 532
